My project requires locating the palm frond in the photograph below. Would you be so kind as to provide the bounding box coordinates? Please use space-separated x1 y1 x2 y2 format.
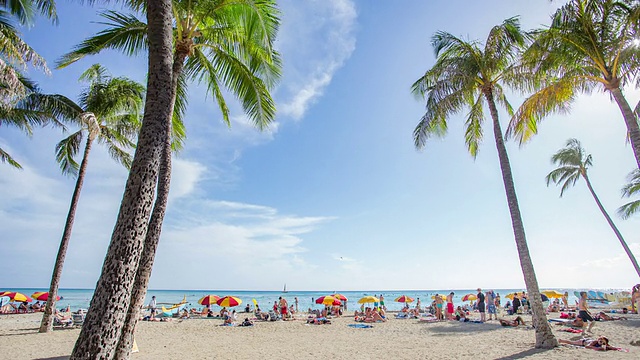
464 93 484 158
0 146 21 168
617 200 640 219
56 11 148 69
621 169 640 197
55 130 83 177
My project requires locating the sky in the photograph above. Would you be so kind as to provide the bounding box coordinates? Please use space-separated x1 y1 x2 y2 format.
1 0 639 292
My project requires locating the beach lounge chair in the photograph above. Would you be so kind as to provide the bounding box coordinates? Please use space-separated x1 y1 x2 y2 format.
72 313 85 327
54 314 73 328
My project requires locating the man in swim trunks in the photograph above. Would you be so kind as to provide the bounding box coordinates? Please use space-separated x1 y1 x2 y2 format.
477 288 486 322
486 290 496 321
578 291 595 333
380 294 385 310
279 297 288 320
446 292 454 320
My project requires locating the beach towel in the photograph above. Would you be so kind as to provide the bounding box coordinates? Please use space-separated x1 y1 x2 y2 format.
348 323 373 328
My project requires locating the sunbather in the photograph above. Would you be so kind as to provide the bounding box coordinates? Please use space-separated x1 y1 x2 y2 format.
559 336 623 351
499 316 525 327
593 311 625 321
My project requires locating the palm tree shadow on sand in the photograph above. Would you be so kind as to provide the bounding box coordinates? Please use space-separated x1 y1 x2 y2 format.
495 348 552 360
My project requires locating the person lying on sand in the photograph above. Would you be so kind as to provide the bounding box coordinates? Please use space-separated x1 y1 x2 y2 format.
593 312 626 321
499 316 525 327
559 336 623 351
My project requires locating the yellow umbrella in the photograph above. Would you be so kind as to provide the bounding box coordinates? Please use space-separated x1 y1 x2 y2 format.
357 296 379 304
541 290 563 299
394 295 414 303
505 293 521 300
198 295 220 306
431 294 446 301
462 294 477 302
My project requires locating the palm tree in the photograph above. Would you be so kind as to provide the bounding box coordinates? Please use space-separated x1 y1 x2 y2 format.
619 169 640 220
546 139 640 277
411 17 557 348
508 0 640 170
69 1 280 358
38 64 145 333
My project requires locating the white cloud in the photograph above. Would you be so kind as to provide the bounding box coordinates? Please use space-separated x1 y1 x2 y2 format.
169 158 206 201
278 0 357 120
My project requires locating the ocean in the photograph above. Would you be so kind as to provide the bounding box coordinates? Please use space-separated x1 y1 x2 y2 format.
3 288 626 312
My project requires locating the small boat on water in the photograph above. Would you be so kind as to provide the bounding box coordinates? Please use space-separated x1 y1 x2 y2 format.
282 284 288 293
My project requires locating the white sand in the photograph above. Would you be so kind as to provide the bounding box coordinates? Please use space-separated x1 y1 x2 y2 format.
1 312 639 359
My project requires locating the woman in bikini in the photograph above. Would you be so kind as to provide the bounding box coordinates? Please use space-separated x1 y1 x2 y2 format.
559 336 622 351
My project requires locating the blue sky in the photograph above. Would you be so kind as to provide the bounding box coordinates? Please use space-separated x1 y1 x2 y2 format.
1 0 639 292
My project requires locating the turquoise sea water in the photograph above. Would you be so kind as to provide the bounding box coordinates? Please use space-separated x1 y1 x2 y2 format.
2 288 626 312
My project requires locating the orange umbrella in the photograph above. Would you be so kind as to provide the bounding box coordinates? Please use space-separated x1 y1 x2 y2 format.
3 292 32 302
333 294 348 301
31 292 60 301
216 296 242 307
198 295 220 306
316 296 341 306
394 295 414 303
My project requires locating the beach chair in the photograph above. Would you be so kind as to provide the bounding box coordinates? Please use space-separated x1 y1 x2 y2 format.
72 313 85 327
54 315 73 328
268 311 280 321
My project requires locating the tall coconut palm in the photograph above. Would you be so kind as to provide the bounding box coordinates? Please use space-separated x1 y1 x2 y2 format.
69 1 279 358
412 17 556 348
619 169 640 220
546 138 640 277
38 64 145 333
508 0 640 170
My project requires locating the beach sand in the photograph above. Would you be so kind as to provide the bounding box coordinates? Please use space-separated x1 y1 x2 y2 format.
1 312 639 359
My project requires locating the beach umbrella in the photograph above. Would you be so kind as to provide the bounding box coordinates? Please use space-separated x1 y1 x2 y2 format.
3 292 32 302
541 290 563 299
505 293 517 300
216 296 242 307
0 291 10 296
540 294 549 302
394 295 414 303
316 296 341 306
430 294 446 301
462 294 477 302
333 294 348 301
357 296 379 304
31 292 60 301
198 295 221 306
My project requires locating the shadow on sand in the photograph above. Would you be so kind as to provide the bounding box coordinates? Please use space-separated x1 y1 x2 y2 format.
494 348 553 360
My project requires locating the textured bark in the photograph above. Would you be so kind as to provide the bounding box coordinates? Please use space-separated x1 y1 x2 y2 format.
114 50 188 360
484 90 557 349
69 0 175 358
582 173 640 277
39 135 94 333
610 87 640 170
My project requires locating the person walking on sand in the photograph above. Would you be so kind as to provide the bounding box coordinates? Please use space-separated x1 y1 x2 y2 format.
476 288 486 322
446 292 454 320
279 296 289 320
562 291 569 310
148 296 157 319
578 291 595 333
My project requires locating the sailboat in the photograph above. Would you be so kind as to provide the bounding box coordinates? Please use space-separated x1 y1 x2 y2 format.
283 284 288 293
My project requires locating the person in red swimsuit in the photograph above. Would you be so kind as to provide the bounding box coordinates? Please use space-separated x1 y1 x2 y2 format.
446 292 455 320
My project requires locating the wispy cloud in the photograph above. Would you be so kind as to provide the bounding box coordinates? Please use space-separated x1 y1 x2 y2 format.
277 0 357 120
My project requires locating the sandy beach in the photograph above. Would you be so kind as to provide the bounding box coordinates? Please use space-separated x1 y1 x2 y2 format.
1 312 639 359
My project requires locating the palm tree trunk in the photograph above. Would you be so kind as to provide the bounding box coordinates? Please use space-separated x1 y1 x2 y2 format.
484 90 557 348
69 0 175 358
582 173 640 277
39 136 94 333
114 51 188 360
610 87 640 170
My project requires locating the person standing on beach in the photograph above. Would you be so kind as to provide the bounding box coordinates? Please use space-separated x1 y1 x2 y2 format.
512 294 521 314
148 296 157 319
486 290 496 321
294 297 299 313
279 296 289 320
380 294 385 311
476 288 486 322
562 291 569 311
578 291 595 333
416 298 421 312
434 294 444 320
495 293 501 310
446 292 454 320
